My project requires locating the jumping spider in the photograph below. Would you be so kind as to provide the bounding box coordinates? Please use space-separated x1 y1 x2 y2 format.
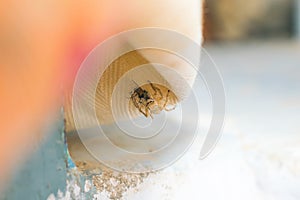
130 81 176 118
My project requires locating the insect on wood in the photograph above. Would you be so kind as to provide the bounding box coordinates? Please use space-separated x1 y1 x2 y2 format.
130 81 177 118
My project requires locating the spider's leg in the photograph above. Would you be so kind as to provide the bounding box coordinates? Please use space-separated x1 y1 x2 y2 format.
131 93 140 109
138 106 148 118
145 107 153 119
162 89 170 108
148 81 163 100
163 90 176 111
146 100 155 118
146 99 155 107
132 80 139 88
